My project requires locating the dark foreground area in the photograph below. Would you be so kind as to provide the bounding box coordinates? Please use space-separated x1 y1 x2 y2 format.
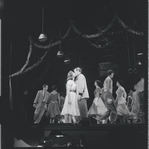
1 112 147 149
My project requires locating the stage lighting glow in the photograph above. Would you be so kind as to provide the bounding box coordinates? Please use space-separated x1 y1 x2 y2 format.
38 33 47 42
137 52 143 56
57 51 64 58
137 61 142 65
56 135 64 138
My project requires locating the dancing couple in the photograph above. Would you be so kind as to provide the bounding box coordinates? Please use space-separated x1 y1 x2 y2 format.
87 70 117 124
33 84 61 124
95 70 131 124
61 67 89 123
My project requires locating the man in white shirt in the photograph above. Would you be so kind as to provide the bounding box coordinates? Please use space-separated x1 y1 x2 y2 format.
98 69 117 124
74 67 89 122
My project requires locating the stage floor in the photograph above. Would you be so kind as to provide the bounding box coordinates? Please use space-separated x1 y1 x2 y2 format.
37 123 147 148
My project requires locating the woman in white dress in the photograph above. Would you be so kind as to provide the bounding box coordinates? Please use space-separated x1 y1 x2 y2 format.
88 80 107 122
61 71 80 123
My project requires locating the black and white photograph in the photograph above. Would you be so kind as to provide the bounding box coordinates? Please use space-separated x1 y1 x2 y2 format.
1 0 148 148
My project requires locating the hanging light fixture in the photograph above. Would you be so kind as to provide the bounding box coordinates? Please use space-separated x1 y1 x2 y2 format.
57 51 64 58
38 7 47 42
137 52 143 56
57 29 64 58
64 57 71 64
137 61 142 65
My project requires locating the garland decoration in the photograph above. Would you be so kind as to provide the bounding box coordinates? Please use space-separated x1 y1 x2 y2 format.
32 21 73 49
116 15 143 36
31 13 143 50
87 24 113 48
9 38 33 78
9 37 53 78
9 14 144 77
87 40 111 48
18 37 53 75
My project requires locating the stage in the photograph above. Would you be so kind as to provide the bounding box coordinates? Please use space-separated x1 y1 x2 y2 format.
36 123 147 148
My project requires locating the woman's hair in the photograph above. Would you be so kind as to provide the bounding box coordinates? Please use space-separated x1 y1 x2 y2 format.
95 80 102 88
52 85 57 91
67 71 73 81
107 69 114 76
117 79 124 87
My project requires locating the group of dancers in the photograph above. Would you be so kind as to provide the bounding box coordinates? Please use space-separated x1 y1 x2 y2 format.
33 67 144 124
33 67 89 124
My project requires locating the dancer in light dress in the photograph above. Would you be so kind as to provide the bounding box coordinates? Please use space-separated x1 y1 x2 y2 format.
88 80 107 123
115 79 131 123
61 71 80 123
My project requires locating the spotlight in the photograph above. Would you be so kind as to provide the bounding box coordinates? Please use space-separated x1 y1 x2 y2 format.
38 33 47 42
56 135 64 138
64 57 71 64
137 52 143 56
37 145 43 148
137 61 142 65
57 51 64 58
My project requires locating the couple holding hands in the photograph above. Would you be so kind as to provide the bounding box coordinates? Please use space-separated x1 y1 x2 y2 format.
61 67 89 123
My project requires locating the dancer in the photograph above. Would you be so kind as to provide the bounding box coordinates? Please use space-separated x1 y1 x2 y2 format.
33 84 50 124
61 71 80 123
46 85 60 123
136 76 145 123
59 92 65 112
97 70 117 124
58 92 65 123
127 90 133 112
88 80 107 122
115 79 130 123
74 67 89 122
131 84 140 123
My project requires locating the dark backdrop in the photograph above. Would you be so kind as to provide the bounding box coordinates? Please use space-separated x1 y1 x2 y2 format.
1 0 148 124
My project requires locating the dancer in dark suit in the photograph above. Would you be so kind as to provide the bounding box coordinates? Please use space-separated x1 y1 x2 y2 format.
33 84 50 124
